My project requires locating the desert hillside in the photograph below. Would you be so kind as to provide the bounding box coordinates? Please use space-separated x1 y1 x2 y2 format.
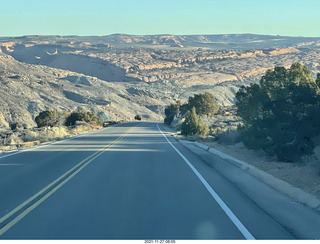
0 53 167 128
1 34 320 128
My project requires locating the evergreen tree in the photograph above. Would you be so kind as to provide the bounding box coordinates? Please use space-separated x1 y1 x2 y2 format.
187 92 219 116
236 63 320 161
181 107 209 137
164 101 182 125
316 73 320 88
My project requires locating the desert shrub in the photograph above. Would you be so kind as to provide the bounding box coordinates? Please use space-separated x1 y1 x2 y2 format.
134 114 142 121
23 130 40 142
65 111 101 126
22 141 41 148
236 63 320 161
181 107 209 137
216 130 241 145
7 133 23 145
39 126 70 142
69 124 92 135
35 110 60 127
10 122 19 131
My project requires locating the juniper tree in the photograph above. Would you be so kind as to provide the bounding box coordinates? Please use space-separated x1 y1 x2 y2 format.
236 63 320 161
181 107 209 137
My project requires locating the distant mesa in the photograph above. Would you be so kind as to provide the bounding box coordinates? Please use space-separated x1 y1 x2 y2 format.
268 47 300 55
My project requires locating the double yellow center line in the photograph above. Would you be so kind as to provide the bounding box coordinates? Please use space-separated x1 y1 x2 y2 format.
0 126 134 236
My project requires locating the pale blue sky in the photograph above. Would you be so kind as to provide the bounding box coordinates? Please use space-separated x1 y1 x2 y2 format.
1 0 320 37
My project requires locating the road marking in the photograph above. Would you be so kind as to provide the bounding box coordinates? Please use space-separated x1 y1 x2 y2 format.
0 126 135 236
0 123 123 160
157 124 255 240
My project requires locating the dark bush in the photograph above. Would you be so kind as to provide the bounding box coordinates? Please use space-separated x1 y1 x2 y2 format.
65 111 101 126
164 101 182 125
35 110 59 128
236 63 320 161
216 130 241 145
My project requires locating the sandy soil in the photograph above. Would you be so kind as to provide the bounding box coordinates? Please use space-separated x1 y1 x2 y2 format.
201 141 320 200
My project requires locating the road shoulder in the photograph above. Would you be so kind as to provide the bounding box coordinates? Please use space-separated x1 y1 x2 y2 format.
159 123 320 239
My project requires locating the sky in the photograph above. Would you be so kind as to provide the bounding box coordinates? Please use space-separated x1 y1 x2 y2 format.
1 0 320 37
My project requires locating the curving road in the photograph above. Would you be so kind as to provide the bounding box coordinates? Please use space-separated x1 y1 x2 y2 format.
0 122 297 239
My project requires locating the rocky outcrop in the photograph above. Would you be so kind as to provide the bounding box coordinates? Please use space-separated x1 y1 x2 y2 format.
61 76 92 86
266 47 301 56
0 42 16 52
0 52 166 129
1 34 320 130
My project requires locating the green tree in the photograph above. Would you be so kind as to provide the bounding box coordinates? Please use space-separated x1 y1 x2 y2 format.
65 111 101 126
236 63 320 161
181 107 209 137
164 101 182 125
134 114 142 121
187 92 219 116
316 73 320 88
35 110 59 128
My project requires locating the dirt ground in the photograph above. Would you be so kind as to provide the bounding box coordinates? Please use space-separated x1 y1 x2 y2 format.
201 141 320 200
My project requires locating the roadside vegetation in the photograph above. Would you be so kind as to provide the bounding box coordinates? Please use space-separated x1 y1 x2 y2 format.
236 63 320 162
64 111 101 126
36 110 101 128
0 110 102 152
165 63 320 163
164 92 219 137
180 107 209 136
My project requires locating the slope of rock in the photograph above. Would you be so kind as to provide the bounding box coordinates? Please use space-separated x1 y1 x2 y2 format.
0 53 168 129
1 34 320 130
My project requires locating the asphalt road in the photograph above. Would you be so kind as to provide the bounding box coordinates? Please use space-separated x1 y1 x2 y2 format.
0 122 295 239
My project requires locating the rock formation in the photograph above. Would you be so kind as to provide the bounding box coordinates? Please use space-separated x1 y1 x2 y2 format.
0 34 320 129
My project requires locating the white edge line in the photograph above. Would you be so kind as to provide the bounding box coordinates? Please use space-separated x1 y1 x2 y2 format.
157 124 255 240
0 124 117 160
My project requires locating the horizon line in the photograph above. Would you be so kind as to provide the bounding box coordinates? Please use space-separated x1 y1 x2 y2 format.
1 33 320 39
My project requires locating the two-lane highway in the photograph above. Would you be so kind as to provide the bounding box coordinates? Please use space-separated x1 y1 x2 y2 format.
0 122 294 239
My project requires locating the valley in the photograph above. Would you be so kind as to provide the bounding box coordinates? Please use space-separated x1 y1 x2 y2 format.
1 34 320 129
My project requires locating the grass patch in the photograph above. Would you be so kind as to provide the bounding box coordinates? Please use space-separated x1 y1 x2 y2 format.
22 140 41 148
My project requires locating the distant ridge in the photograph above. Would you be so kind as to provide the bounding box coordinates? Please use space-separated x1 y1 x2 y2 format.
2 34 320 50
